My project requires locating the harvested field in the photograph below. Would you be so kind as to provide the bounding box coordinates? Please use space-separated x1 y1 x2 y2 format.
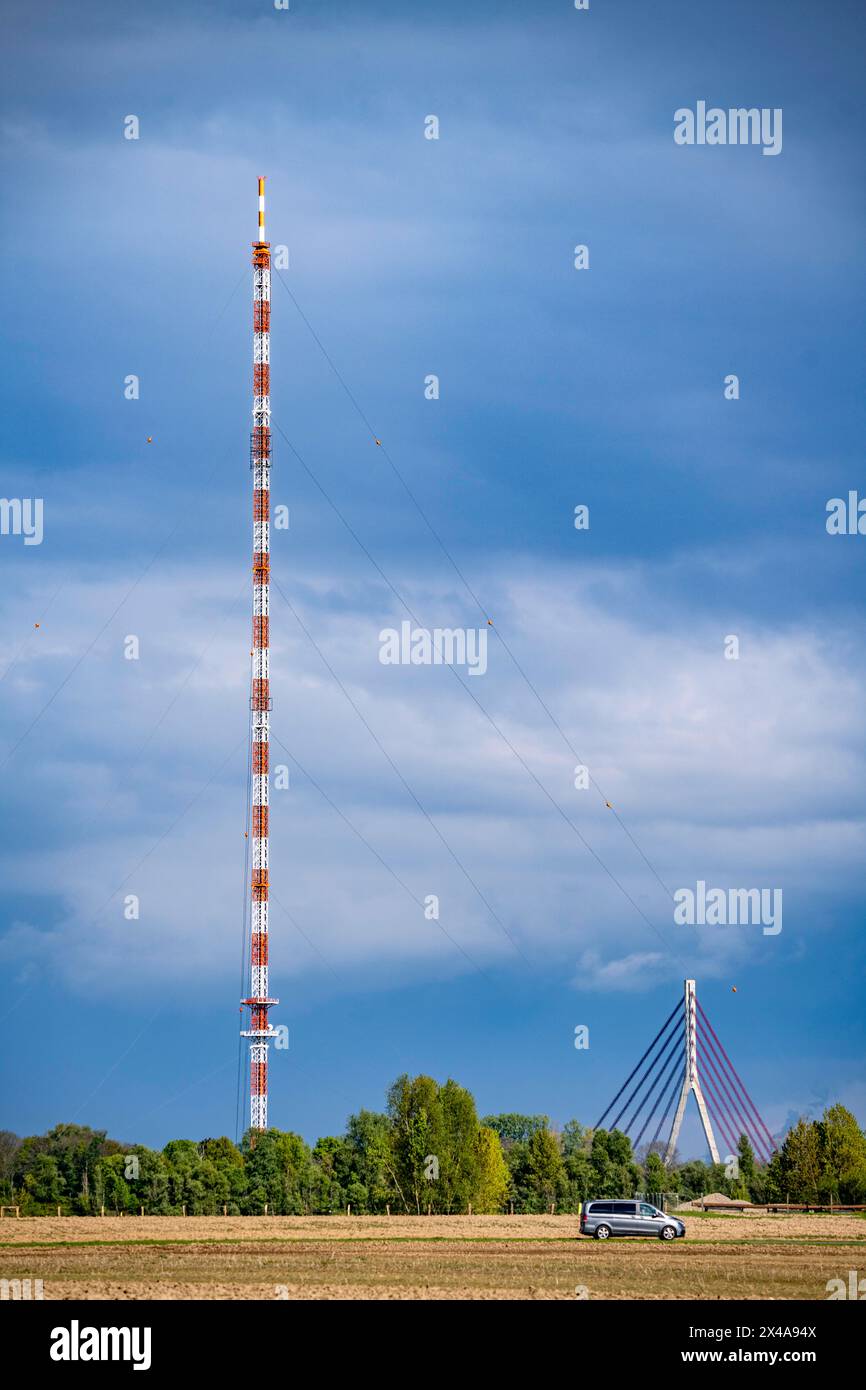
1 1213 863 1300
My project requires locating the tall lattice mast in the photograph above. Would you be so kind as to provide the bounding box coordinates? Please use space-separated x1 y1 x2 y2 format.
240 176 278 1131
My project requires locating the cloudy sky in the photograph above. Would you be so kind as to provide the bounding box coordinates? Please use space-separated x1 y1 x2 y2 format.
1 0 864 1158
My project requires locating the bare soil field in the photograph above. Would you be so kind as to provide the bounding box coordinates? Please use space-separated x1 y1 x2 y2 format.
2 1213 862 1300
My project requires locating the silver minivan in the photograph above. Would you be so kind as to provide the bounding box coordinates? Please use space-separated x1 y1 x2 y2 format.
579 1199 685 1241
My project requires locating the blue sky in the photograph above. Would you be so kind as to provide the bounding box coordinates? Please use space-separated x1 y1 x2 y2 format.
1 0 864 1160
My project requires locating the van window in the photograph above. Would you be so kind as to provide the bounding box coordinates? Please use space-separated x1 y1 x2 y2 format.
640 1203 657 1217
591 1203 612 1213
612 1202 635 1214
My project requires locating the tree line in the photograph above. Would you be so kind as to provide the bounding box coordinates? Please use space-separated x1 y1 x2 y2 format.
1 1075 863 1216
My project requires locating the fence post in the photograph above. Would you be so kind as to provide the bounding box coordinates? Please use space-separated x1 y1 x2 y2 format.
57 1206 61 1217
182 1204 187 1217
140 1207 144 1217
346 1204 351 1216
468 1203 472 1216
264 1202 268 1216
386 1204 390 1216
223 1204 227 1217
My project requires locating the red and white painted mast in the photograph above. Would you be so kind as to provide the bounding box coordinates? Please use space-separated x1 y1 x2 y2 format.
240 176 278 1132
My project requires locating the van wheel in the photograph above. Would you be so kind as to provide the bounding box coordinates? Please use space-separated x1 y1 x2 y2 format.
594 1224 611 1240
659 1225 676 1241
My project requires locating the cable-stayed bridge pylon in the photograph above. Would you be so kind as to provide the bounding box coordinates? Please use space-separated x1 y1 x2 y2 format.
594 980 776 1167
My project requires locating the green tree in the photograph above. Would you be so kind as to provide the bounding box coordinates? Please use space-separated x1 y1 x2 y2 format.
242 1130 283 1213
437 1079 483 1213
199 1137 247 1213
387 1074 501 1214
525 1128 565 1211
387 1074 443 1213
675 1159 710 1201
94 1153 133 1213
482 1114 549 1146
773 1118 822 1202
163 1139 210 1213
730 1134 757 1200
0 1131 21 1202
474 1126 510 1213
590 1129 638 1199
644 1151 667 1199
344 1110 393 1213
817 1105 866 1202
23 1154 66 1211
562 1148 594 1211
134 1147 170 1215
28 1125 124 1213
241 1129 317 1214
561 1120 591 1158
312 1135 353 1212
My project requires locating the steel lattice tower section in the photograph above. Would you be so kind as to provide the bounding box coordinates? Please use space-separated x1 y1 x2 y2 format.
240 176 279 1132
665 979 719 1165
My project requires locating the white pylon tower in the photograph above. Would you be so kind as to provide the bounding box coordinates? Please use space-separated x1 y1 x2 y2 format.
666 979 719 1165
240 176 279 1133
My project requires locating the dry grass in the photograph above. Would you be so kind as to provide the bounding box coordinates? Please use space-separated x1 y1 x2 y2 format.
1 1213 862 1300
